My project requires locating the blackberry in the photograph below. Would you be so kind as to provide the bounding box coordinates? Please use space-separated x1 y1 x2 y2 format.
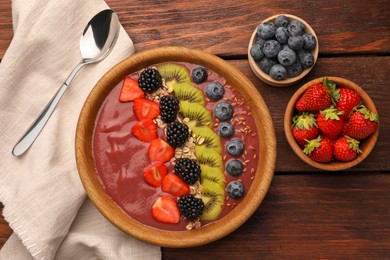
175 158 201 185
138 68 162 93
160 96 179 123
166 121 189 148
177 194 204 220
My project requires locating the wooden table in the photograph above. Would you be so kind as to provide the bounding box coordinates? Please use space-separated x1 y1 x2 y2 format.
1 0 389 258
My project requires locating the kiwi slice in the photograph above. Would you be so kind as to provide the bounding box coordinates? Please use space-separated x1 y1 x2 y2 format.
180 102 212 128
200 164 225 187
195 146 223 169
174 84 205 105
192 127 222 153
156 63 191 89
200 178 225 221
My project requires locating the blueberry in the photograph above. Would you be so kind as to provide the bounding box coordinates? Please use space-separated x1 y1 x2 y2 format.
214 102 234 121
286 60 303 78
287 20 305 36
218 122 234 138
257 22 276 40
299 52 315 69
302 33 317 51
257 57 277 74
255 37 266 48
275 15 289 27
263 40 282 58
226 160 244 177
288 35 304 50
205 82 224 100
227 181 245 199
250 44 264 61
269 64 287 81
191 67 208 83
226 139 244 157
277 48 296 66
275 27 289 44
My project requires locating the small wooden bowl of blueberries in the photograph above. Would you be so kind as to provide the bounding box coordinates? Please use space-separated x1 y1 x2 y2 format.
248 14 319 87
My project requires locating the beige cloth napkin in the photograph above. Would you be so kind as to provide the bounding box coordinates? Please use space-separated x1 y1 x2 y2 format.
0 0 161 259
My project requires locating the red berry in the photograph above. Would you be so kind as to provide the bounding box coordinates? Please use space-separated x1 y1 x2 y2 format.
335 88 361 118
151 196 180 224
291 112 319 147
133 98 160 121
148 138 175 163
161 174 190 197
119 77 144 102
303 136 333 163
143 162 168 187
317 106 344 139
333 136 361 162
131 119 158 142
343 105 378 140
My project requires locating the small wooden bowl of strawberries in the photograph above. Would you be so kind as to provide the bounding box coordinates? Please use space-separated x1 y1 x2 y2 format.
284 77 379 171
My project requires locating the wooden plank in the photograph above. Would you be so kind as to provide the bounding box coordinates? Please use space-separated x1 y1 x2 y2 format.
163 172 390 259
230 56 390 172
1 172 389 257
0 204 12 247
1 0 390 59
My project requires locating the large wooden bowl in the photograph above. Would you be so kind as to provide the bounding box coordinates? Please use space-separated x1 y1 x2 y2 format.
284 77 379 171
75 46 276 247
248 14 319 87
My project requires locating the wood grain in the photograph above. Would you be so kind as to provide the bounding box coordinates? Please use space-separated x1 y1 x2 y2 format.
1 0 390 58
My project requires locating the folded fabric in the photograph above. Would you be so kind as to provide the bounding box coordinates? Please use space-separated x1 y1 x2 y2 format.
0 0 160 259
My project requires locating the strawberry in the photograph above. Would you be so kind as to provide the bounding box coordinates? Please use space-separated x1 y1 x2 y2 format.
296 78 340 111
143 162 168 187
161 173 190 197
303 136 333 163
119 77 144 102
133 98 160 121
343 105 378 140
333 136 361 161
148 138 175 163
335 88 361 118
151 196 180 224
317 106 344 139
291 112 319 147
131 119 157 142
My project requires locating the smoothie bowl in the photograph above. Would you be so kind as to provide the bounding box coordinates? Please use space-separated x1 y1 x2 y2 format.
75 46 276 247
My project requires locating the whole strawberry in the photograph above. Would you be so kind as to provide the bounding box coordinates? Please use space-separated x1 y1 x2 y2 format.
317 106 344 139
291 112 319 147
296 78 340 111
343 105 378 140
333 136 361 161
335 88 361 118
303 136 333 163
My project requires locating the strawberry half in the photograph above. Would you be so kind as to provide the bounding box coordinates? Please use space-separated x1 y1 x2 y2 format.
143 162 168 187
131 119 157 142
291 112 319 147
151 196 180 224
119 77 144 102
335 88 361 118
303 136 333 163
296 78 340 111
343 105 378 140
317 106 344 139
148 138 174 163
333 136 361 162
161 173 190 197
133 98 160 121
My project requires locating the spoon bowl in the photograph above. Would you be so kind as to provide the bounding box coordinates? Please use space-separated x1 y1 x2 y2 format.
12 9 120 157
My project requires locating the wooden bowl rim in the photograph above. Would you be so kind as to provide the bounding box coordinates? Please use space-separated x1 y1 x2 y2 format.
75 46 277 247
248 14 319 87
284 76 379 171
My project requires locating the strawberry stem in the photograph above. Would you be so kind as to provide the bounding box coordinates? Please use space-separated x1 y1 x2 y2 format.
322 78 340 105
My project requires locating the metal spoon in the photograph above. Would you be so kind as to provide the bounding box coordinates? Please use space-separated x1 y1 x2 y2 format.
12 9 120 157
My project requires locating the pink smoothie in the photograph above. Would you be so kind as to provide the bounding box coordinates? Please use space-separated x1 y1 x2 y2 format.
93 62 259 231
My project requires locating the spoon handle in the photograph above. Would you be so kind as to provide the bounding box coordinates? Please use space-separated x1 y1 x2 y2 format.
12 62 85 157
